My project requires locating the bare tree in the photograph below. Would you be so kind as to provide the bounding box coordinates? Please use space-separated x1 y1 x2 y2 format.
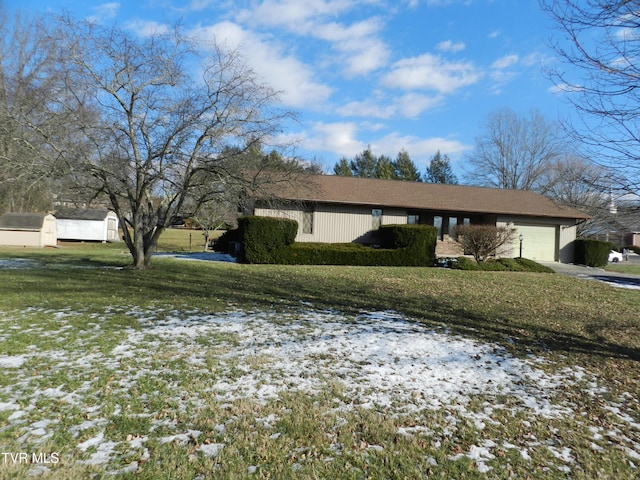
0 7 67 213
539 154 612 234
540 0 640 194
456 224 516 262
465 108 566 190
42 16 295 269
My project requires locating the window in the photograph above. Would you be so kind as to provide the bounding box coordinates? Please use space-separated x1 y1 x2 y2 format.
372 209 383 230
407 214 420 225
448 217 458 240
302 210 313 234
434 216 443 239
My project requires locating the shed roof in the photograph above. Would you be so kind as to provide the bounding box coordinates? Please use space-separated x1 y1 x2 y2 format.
266 174 590 220
0 213 50 230
54 208 114 221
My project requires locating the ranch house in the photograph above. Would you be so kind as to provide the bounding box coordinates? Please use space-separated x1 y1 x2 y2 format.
252 174 590 263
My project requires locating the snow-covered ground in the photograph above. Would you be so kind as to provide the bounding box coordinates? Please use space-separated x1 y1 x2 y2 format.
1 306 638 476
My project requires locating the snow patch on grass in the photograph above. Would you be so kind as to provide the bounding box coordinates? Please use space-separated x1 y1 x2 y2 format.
1 305 638 474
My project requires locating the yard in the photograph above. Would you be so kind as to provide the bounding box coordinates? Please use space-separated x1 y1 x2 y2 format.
0 236 638 479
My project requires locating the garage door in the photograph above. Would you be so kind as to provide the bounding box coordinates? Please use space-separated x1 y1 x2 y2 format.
514 224 557 261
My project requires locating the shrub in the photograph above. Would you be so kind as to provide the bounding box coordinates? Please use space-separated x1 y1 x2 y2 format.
486 258 523 271
574 238 612 267
456 224 516 262
450 256 480 270
283 242 393 266
513 257 556 273
281 225 437 266
478 260 508 271
238 216 298 264
213 228 239 254
239 221 437 266
450 256 555 273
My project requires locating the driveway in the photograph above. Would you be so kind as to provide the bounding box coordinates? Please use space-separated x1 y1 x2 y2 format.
541 260 640 291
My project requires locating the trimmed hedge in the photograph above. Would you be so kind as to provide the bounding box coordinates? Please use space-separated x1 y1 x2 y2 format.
237 216 298 264
574 238 612 267
237 218 437 266
450 256 555 273
213 228 239 253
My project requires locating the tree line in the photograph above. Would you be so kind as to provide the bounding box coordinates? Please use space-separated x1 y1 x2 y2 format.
333 148 458 184
1 1 638 268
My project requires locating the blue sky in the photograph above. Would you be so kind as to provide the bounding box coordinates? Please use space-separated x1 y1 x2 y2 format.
7 0 568 175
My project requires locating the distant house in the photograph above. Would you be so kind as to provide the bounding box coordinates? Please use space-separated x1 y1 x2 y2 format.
624 232 640 248
0 213 57 247
55 209 120 242
251 174 591 263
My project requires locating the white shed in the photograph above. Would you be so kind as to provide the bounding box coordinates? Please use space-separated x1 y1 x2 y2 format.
55 209 120 242
0 213 57 247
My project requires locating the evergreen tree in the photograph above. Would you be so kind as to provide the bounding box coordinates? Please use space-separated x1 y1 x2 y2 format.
375 155 396 179
349 147 377 178
333 147 424 182
333 157 352 176
425 151 458 184
394 149 422 181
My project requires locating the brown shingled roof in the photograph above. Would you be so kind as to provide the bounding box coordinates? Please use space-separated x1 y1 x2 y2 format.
271 175 590 220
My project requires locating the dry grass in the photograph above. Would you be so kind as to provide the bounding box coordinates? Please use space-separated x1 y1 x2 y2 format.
0 244 638 479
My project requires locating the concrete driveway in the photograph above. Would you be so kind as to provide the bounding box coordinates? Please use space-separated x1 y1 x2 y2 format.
541 258 640 291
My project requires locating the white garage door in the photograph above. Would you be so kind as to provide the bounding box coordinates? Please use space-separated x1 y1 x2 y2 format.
514 224 557 261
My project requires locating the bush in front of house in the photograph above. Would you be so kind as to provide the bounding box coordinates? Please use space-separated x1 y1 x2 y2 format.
455 224 516 262
574 238 612 267
237 218 437 266
282 242 394 266
213 228 240 254
237 216 298 264
450 256 555 273
513 257 556 273
279 224 436 266
449 256 480 270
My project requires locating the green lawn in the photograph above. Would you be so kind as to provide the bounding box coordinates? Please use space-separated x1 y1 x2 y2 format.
0 243 638 479
605 263 640 275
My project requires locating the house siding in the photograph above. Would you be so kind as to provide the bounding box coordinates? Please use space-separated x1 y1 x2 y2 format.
254 204 407 243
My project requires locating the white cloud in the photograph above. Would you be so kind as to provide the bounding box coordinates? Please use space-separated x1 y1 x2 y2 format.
303 122 366 157
296 122 470 166
235 0 354 32
521 52 548 67
316 19 390 76
236 2 389 77
191 22 332 108
395 93 443 118
87 2 119 23
491 54 519 69
337 93 442 119
381 53 481 94
184 0 217 11
369 133 469 166
337 100 397 119
548 83 583 94
436 40 465 53
125 20 170 37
